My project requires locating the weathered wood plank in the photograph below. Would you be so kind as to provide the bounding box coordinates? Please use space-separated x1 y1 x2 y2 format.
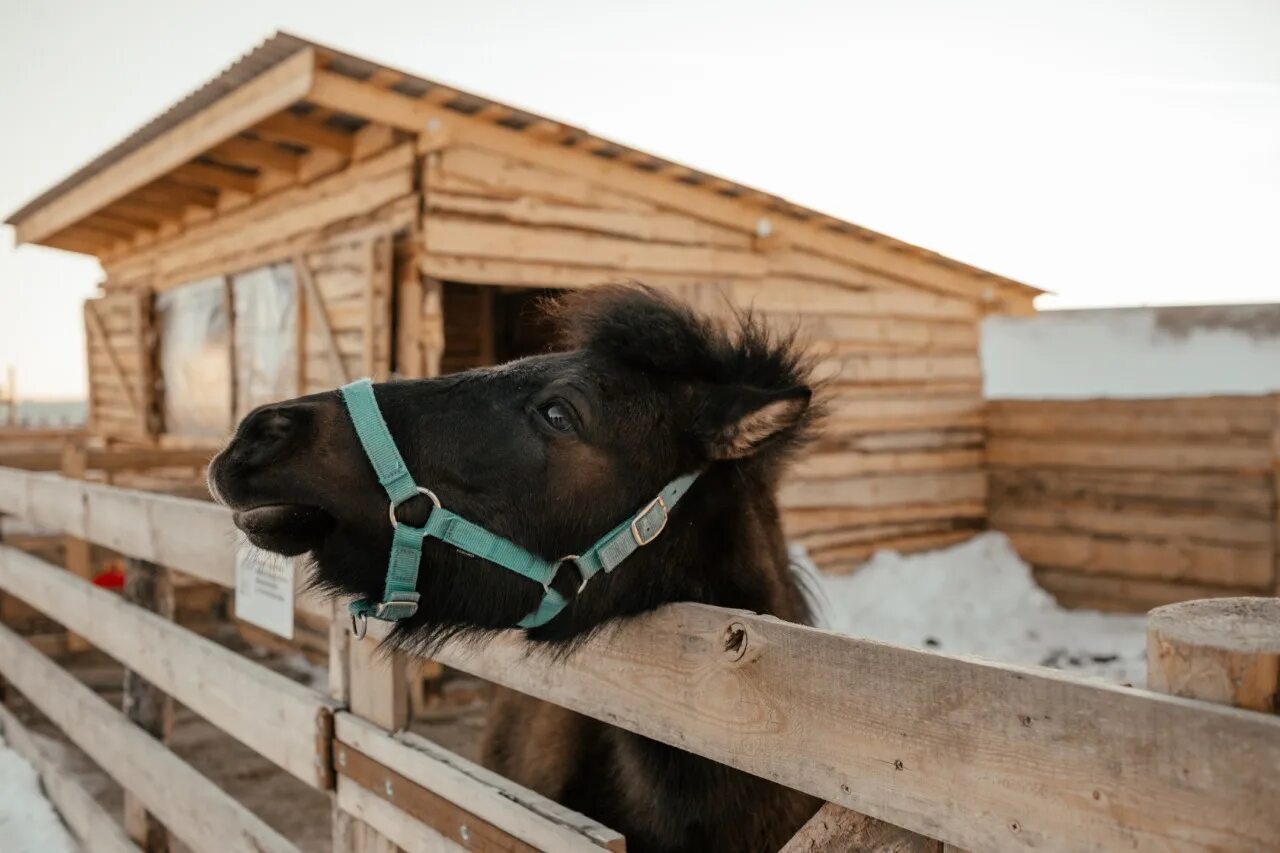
15 49 316 245
425 217 765 278
336 714 623 852
990 505 1275 547
0 621 298 853
0 468 235 586
0 702 140 853
425 189 750 248
335 777 466 853
1006 530 1273 588
1033 567 1244 614
779 471 986 509
987 438 1272 473
0 544 336 788
778 802 939 853
404 602 1280 852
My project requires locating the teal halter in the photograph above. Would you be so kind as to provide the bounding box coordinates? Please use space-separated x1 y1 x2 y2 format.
339 378 699 638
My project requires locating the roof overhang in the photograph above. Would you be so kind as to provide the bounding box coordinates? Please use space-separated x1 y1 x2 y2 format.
6 31 1043 308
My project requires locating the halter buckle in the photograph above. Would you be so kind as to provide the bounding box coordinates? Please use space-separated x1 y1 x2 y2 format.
630 496 668 546
388 486 441 527
350 611 368 640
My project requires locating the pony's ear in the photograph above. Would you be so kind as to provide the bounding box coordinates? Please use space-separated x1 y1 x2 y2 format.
697 385 811 460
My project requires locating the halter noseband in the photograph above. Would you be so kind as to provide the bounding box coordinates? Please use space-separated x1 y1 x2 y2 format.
340 378 699 639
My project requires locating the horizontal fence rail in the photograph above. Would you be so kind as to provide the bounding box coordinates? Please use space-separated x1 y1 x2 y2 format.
0 621 299 853
0 702 140 853
0 544 337 789
335 714 624 852
396 604 1280 851
3 465 1279 852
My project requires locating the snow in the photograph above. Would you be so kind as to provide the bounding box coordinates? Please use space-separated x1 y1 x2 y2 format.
0 732 78 853
798 532 1149 686
982 303 1280 399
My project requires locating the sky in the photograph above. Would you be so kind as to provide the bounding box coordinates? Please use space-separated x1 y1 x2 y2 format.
0 0 1277 398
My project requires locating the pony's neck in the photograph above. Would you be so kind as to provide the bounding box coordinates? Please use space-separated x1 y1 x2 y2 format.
537 461 809 643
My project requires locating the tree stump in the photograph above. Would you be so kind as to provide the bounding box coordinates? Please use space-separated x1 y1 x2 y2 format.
1147 597 1280 714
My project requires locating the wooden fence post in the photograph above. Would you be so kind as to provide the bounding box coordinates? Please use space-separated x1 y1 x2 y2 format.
61 442 93 652
331 604 408 853
123 556 175 852
1147 597 1280 714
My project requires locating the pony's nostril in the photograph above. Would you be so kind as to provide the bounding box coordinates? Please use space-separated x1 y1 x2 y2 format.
239 406 302 463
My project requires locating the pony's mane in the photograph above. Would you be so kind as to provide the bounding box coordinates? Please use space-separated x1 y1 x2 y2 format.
549 284 806 389
546 283 823 465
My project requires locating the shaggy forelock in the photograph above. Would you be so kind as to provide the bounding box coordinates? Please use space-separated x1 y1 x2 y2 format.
548 284 813 395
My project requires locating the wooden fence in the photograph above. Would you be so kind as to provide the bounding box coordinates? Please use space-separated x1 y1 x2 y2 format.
1 465 1278 851
988 395 1280 612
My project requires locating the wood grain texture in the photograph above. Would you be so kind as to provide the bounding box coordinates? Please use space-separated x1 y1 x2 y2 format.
1147 597 1280 713
401 602 1280 852
15 49 316 245
336 714 623 852
0 702 140 853
778 802 939 853
0 544 336 788
0 622 298 853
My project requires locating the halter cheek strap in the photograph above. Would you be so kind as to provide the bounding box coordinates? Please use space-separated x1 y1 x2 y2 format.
339 378 699 638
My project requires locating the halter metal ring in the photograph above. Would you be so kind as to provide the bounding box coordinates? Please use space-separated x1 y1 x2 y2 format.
546 555 587 595
388 486 441 527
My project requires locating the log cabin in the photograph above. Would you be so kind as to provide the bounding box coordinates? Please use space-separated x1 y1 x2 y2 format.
5 32 1042 571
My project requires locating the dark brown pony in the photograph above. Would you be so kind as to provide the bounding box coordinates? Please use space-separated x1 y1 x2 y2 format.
209 285 821 852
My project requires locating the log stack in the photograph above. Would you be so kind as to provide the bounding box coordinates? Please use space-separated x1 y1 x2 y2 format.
987 396 1280 612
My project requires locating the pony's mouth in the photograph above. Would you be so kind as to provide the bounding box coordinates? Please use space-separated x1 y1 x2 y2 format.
232 504 335 556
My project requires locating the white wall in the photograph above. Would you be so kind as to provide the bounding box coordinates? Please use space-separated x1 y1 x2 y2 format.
982 304 1280 399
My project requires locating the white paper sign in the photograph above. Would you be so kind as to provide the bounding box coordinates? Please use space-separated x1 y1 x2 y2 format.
234 545 296 639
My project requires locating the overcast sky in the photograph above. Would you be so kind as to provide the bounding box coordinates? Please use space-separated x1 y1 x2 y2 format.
1 0 1277 398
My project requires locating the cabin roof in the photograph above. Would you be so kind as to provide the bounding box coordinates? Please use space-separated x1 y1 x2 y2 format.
5 32 1042 304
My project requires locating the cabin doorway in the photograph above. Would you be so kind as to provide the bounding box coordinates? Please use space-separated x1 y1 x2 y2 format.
439 283 562 373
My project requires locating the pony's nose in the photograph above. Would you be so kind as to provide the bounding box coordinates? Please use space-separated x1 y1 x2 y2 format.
235 404 305 465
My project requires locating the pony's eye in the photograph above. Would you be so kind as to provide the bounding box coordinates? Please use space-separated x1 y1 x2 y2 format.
539 401 575 433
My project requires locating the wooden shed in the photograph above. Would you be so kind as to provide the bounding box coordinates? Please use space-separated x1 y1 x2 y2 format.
5 33 1041 570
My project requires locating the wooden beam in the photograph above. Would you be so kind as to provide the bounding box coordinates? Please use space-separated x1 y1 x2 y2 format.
295 254 351 384
256 112 356 155
13 48 316 245
0 468 236 587
778 802 939 853
209 136 303 174
0 621 299 853
170 161 259 195
336 714 624 852
391 602 1280 852
0 703 140 853
141 180 219 209
0 544 337 788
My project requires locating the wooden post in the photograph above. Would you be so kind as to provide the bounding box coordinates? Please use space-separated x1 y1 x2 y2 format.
331 604 408 853
1147 597 1280 714
778 802 940 853
61 442 93 653
123 557 175 852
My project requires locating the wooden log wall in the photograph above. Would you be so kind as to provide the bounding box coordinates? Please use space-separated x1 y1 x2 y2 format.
421 143 992 572
987 396 1280 612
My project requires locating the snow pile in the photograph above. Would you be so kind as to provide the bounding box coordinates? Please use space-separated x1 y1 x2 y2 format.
0 733 77 853
798 532 1148 685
